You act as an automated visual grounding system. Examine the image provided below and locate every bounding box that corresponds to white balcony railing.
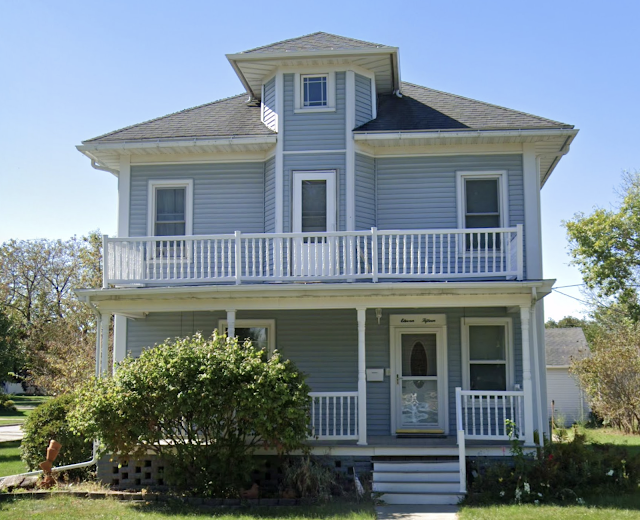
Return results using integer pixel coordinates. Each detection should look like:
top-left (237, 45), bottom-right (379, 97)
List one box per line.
top-left (102, 225), bottom-right (523, 286)
top-left (456, 388), bottom-right (525, 441)
top-left (309, 392), bottom-right (359, 440)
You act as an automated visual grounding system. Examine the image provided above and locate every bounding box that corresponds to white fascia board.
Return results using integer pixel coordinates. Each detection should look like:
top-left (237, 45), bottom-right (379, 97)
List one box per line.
top-left (77, 135), bottom-right (277, 153)
top-left (540, 130), bottom-right (579, 187)
top-left (353, 128), bottom-right (579, 141)
top-left (76, 279), bottom-right (556, 302)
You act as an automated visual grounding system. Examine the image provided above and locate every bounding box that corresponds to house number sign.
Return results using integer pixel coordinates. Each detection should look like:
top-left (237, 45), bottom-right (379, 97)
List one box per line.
top-left (390, 314), bottom-right (446, 327)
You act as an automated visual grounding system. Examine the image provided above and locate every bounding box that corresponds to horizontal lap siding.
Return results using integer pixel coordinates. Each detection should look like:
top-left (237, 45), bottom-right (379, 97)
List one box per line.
top-left (129, 163), bottom-right (265, 236)
top-left (126, 307), bottom-right (522, 437)
top-left (283, 153), bottom-right (346, 232)
top-left (547, 369), bottom-right (589, 424)
top-left (263, 77), bottom-right (277, 131)
top-left (355, 154), bottom-right (376, 230)
top-left (283, 72), bottom-right (346, 151)
top-left (355, 74), bottom-right (372, 127)
top-left (264, 157), bottom-right (276, 233)
top-left (376, 154), bottom-right (524, 230)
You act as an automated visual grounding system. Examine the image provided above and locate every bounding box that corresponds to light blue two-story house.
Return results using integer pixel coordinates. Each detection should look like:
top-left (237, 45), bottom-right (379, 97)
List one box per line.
top-left (77, 33), bottom-right (577, 504)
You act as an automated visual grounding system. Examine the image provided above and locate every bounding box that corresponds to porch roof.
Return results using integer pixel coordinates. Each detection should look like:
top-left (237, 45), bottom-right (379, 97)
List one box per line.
top-left (76, 279), bottom-right (554, 316)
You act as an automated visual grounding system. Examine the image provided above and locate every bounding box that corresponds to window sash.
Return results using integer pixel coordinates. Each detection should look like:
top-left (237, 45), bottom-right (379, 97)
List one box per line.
top-left (302, 75), bottom-right (328, 107)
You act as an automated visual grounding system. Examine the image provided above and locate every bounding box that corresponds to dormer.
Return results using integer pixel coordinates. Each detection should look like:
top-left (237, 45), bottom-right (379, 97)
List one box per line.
top-left (226, 32), bottom-right (400, 132)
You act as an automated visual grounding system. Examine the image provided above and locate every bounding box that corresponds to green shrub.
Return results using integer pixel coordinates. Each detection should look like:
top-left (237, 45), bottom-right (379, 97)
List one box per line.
top-left (0, 392), bottom-right (16, 411)
top-left (467, 432), bottom-right (640, 505)
top-left (69, 332), bottom-right (312, 497)
top-left (21, 393), bottom-right (93, 478)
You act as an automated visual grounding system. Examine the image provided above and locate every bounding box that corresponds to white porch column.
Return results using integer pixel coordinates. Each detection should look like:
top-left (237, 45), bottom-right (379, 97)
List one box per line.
top-left (100, 313), bottom-right (111, 377)
top-left (112, 314), bottom-right (127, 374)
top-left (520, 306), bottom-right (535, 446)
top-left (226, 310), bottom-right (236, 338)
top-left (357, 308), bottom-right (367, 445)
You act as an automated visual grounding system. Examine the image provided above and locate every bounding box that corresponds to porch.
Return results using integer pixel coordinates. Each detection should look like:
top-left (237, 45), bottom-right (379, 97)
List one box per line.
top-left (102, 225), bottom-right (523, 286)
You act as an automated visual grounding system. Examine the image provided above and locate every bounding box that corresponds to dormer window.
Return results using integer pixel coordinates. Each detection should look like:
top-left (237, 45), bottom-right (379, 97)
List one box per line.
top-left (302, 75), bottom-right (327, 107)
top-left (294, 72), bottom-right (335, 113)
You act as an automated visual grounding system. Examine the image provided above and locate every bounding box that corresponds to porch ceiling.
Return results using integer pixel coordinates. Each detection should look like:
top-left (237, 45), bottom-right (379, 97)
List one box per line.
top-left (76, 280), bottom-right (554, 315)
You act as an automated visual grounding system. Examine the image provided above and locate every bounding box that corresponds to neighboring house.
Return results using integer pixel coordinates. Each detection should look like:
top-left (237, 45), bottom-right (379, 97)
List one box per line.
top-left (76, 32), bottom-right (578, 504)
top-left (546, 328), bottom-right (590, 425)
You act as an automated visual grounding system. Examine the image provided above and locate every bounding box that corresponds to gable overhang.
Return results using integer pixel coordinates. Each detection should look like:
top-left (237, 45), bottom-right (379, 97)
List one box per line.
top-left (226, 47), bottom-right (401, 100)
top-left (77, 135), bottom-right (277, 174)
top-left (353, 128), bottom-right (579, 187)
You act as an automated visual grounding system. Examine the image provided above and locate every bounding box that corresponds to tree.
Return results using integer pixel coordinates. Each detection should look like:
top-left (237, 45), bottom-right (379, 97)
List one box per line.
top-left (565, 170), bottom-right (640, 320)
top-left (0, 307), bottom-right (23, 384)
top-left (570, 320), bottom-right (640, 433)
top-left (69, 332), bottom-right (311, 497)
top-left (0, 232), bottom-right (102, 393)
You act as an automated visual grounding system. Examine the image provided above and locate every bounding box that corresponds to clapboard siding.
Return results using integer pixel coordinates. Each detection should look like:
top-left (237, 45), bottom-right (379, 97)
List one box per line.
top-left (262, 77), bottom-right (277, 131)
top-left (126, 307), bottom-right (521, 437)
top-left (129, 163), bottom-right (265, 236)
top-left (376, 154), bottom-right (524, 231)
top-left (283, 72), bottom-right (346, 151)
top-left (355, 153), bottom-right (376, 230)
top-left (547, 368), bottom-right (589, 424)
top-left (283, 153), bottom-right (346, 232)
top-left (264, 156), bottom-right (276, 233)
top-left (355, 74), bottom-right (372, 127)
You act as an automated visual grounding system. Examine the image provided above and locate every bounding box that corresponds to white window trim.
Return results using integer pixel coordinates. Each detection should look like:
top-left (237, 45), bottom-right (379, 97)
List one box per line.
top-left (294, 71), bottom-right (336, 113)
top-left (456, 170), bottom-right (509, 230)
top-left (292, 170), bottom-right (337, 233)
top-left (218, 319), bottom-right (276, 356)
top-left (147, 179), bottom-right (194, 237)
top-left (461, 317), bottom-right (514, 391)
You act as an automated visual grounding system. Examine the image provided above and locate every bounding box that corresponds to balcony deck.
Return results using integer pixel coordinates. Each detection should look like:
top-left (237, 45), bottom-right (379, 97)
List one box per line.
top-left (103, 226), bottom-right (523, 287)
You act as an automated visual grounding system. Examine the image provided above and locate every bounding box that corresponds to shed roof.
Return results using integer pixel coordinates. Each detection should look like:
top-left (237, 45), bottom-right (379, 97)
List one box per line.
top-left (545, 328), bottom-right (590, 367)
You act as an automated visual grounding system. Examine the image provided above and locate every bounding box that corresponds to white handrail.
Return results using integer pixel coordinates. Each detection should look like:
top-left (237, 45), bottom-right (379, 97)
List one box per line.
top-left (103, 226), bottom-right (523, 285)
top-left (457, 389), bottom-right (525, 440)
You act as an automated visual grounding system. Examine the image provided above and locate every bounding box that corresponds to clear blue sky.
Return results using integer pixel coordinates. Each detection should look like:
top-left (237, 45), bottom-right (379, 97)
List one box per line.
top-left (1, 0), bottom-right (638, 321)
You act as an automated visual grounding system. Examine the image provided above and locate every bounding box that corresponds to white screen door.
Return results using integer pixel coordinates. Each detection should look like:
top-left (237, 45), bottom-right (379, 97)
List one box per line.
top-left (394, 330), bottom-right (446, 433)
top-left (292, 171), bottom-right (336, 276)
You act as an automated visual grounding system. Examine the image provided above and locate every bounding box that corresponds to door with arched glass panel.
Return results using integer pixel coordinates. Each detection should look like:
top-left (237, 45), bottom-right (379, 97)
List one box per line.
top-left (394, 331), bottom-right (446, 433)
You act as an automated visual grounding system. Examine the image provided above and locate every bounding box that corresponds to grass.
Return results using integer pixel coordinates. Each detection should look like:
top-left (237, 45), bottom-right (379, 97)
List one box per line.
top-left (0, 395), bottom-right (50, 425)
top-left (10, 396), bottom-right (51, 409)
top-left (0, 409), bottom-right (29, 426)
top-left (0, 495), bottom-right (375, 520)
top-left (579, 426), bottom-right (640, 456)
top-left (0, 441), bottom-right (27, 476)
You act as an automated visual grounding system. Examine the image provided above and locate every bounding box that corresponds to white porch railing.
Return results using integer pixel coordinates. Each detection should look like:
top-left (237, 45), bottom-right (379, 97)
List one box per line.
top-left (308, 392), bottom-right (359, 440)
top-left (456, 388), bottom-right (525, 441)
top-left (102, 225), bottom-right (523, 286)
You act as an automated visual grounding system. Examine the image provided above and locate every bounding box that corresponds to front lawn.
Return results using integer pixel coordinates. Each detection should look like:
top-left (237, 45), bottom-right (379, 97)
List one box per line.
top-left (11, 396), bottom-right (51, 409)
top-left (579, 426), bottom-right (640, 456)
top-left (0, 495), bottom-right (375, 520)
top-left (0, 409), bottom-right (29, 426)
top-left (459, 494), bottom-right (640, 519)
top-left (0, 441), bottom-right (27, 476)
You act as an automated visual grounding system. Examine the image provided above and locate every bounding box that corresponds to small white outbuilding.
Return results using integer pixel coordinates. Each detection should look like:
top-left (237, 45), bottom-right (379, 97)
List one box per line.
top-left (545, 328), bottom-right (590, 426)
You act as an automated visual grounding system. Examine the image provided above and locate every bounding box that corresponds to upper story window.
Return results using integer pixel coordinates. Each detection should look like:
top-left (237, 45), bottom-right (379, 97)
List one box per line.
top-left (302, 75), bottom-right (327, 107)
top-left (294, 72), bottom-right (335, 113)
top-left (461, 318), bottom-right (513, 391)
top-left (147, 179), bottom-right (193, 237)
top-left (456, 171), bottom-right (508, 250)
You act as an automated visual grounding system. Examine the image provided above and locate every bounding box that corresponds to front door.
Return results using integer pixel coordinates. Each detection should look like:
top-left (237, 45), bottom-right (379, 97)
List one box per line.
top-left (393, 329), bottom-right (447, 433)
top-left (292, 171), bottom-right (336, 276)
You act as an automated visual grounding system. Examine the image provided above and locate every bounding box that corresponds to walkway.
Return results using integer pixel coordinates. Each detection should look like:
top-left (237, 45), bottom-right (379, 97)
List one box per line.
top-left (0, 425), bottom-right (24, 442)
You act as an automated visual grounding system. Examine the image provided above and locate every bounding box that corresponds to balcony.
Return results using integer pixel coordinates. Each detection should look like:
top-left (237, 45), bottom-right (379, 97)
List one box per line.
top-left (102, 225), bottom-right (523, 287)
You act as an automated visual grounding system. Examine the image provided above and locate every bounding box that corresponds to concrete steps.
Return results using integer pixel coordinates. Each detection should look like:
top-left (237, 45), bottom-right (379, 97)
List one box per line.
top-left (373, 459), bottom-right (464, 505)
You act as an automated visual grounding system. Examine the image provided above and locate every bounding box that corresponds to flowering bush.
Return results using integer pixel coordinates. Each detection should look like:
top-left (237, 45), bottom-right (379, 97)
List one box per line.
top-left (466, 431), bottom-right (640, 505)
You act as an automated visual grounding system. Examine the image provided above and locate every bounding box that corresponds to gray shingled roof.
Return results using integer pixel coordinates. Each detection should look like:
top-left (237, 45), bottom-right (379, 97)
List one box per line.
top-left (355, 82), bottom-right (573, 132)
top-left (545, 328), bottom-right (590, 366)
top-left (239, 32), bottom-right (390, 54)
top-left (84, 94), bottom-right (274, 143)
top-left (84, 80), bottom-right (572, 144)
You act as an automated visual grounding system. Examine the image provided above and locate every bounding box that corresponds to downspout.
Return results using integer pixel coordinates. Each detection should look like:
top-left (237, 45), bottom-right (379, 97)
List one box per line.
top-left (90, 159), bottom-right (119, 176)
top-left (0, 299), bottom-right (103, 478)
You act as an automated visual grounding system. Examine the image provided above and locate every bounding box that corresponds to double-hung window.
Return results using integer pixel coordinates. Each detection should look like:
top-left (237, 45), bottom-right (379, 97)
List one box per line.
top-left (147, 179), bottom-right (193, 258)
top-left (218, 319), bottom-right (275, 356)
top-left (457, 171), bottom-right (508, 251)
top-left (462, 318), bottom-right (513, 391)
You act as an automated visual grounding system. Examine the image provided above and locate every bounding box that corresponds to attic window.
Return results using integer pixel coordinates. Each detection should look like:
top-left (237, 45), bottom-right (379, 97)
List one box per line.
top-left (302, 75), bottom-right (327, 107)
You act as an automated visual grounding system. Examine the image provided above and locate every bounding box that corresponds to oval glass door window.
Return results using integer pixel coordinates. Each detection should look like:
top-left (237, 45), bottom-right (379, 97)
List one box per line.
top-left (411, 342), bottom-right (427, 387)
